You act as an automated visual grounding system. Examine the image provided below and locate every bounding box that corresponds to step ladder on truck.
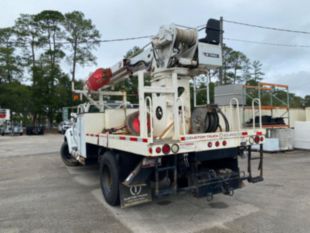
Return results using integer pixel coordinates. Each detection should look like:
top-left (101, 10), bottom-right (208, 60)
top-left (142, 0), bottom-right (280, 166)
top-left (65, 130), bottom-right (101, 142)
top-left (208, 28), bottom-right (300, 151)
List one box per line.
top-left (60, 18), bottom-right (265, 208)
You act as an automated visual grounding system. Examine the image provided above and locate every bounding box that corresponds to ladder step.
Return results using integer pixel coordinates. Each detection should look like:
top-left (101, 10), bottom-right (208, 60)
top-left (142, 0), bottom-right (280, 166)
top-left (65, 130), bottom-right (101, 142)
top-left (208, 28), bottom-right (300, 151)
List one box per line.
top-left (155, 156), bottom-right (177, 198)
top-left (156, 188), bottom-right (175, 197)
top-left (248, 176), bottom-right (264, 183)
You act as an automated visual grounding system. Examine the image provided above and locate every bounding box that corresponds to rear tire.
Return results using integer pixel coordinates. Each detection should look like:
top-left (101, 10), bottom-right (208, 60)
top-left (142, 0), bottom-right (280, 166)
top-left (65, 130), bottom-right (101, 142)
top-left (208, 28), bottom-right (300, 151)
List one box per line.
top-left (60, 142), bottom-right (79, 166)
top-left (99, 151), bottom-right (120, 206)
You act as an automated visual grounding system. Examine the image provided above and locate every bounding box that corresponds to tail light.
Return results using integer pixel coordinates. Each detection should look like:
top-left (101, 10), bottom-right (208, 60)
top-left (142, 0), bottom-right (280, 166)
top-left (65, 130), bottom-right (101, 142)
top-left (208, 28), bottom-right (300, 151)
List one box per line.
top-left (215, 141), bottom-right (220, 147)
top-left (162, 144), bottom-right (171, 154)
top-left (222, 140), bottom-right (227, 146)
top-left (155, 147), bottom-right (161, 154)
top-left (254, 136), bottom-right (260, 144)
top-left (208, 142), bottom-right (212, 148)
top-left (242, 131), bottom-right (248, 136)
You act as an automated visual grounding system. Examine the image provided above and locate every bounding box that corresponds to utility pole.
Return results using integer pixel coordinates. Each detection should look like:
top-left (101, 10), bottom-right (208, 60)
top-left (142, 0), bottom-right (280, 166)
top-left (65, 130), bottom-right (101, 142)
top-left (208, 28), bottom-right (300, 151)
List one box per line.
top-left (219, 16), bottom-right (224, 85)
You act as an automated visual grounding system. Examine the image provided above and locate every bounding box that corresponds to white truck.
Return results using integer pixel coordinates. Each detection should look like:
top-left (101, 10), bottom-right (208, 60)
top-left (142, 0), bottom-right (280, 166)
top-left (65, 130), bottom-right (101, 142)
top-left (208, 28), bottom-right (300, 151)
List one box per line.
top-left (61, 19), bottom-right (265, 207)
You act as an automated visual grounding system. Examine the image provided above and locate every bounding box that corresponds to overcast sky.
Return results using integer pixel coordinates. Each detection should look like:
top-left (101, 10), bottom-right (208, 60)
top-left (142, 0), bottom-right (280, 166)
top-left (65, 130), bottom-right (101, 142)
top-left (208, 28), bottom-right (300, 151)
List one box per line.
top-left (1, 0), bottom-right (310, 96)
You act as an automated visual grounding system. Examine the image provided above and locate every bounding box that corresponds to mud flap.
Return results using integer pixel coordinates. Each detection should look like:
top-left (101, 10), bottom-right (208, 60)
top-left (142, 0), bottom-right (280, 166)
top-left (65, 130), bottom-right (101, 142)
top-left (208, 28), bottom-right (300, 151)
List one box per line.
top-left (120, 183), bottom-right (152, 208)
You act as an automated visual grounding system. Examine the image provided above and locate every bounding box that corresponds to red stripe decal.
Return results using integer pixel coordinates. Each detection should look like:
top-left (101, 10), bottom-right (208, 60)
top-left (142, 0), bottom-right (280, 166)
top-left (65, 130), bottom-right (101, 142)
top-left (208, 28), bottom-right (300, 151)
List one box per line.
top-left (256, 131), bottom-right (262, 135)
top-left (142, 138), bottom-right (148, 143)
top-left (180, 136), bottom-right (186, 141)
top-left (130, 137), bottom-right (138, 142)
top-left (119, 136), bottom-right (126, 140)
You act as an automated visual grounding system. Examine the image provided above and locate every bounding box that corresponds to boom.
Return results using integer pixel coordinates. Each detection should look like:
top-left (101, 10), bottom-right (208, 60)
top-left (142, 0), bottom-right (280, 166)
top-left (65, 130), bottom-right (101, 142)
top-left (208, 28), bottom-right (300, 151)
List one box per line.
top-left (82, 20), bottom-right (222, 92)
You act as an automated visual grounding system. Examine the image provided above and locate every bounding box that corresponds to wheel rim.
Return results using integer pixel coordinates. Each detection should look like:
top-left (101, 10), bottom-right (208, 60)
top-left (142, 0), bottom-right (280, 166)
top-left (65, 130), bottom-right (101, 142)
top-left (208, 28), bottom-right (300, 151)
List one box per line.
top-left (102, 164), bottom-right (112, 193)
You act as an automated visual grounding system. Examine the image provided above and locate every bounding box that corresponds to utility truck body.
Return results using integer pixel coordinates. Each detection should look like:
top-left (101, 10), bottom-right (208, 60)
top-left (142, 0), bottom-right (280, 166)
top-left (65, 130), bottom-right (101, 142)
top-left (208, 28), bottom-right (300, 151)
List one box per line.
top-left (61, 19), bottom-right (265, 207)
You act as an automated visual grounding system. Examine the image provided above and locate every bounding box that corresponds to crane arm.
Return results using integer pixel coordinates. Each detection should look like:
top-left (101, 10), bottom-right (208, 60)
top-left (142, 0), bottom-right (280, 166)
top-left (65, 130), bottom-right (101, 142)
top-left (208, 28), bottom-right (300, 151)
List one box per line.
top-left (83, 19), bottom-right (223, 92)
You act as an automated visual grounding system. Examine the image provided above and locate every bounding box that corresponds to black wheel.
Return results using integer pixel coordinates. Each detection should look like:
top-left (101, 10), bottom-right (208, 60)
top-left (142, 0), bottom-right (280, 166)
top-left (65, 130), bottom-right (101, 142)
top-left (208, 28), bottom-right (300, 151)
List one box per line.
top-left (99, 151), bottom-right (120, 206)
top-left (119, 153), bottom-right (141, 181)
top-left (60, 142), bottom-right (79, 166)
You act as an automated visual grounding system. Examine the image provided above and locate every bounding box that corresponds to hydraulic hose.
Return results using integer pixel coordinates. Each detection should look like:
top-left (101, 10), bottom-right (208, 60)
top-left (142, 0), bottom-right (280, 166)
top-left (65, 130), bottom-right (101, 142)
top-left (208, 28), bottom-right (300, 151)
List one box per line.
top-left (217, 108), bottom-right (230, 132)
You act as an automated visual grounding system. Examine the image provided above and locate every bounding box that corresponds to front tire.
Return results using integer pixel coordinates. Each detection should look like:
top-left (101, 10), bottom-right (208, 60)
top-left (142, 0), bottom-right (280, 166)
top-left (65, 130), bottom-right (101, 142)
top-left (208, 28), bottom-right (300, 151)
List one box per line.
top-left (99, 151), bottom-right (120, 206)
top-left (60, 142), bottom-right (79, 166)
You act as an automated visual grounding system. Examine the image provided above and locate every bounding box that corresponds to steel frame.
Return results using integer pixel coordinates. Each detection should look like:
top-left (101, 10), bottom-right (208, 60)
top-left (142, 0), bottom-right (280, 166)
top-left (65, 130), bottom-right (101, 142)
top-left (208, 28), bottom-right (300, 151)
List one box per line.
top-left (242, 82), bottom-right (290, 128)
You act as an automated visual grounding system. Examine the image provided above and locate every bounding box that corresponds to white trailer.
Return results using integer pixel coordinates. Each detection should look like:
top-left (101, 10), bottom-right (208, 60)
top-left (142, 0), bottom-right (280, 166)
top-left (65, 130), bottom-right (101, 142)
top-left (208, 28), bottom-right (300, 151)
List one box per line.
top-left (0, 109), bottom-right (10, 123)
top-left (61, 19), bottom-right (265, 207)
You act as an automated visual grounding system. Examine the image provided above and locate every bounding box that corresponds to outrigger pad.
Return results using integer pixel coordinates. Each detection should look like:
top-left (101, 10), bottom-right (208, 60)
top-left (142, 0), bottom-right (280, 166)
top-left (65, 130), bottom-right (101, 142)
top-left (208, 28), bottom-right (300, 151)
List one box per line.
top-left (120, 183), bottom-right (152, 208)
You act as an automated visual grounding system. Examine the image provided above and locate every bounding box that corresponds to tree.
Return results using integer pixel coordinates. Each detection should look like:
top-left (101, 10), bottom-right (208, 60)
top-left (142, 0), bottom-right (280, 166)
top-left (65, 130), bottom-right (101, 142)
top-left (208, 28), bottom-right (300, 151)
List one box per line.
top-left (34, 10), bottom-right (65, 67)
top-left (124, 46), bottom-right (143, 58)
top-left (63, 11), bottom-right (101, 82)
top-left (229, 50), bottom-right (247, 84)
top-left (15, 14), bottom-right (46, 124)
top-left (34, 10), bottom-right (66, 126)
top-left (222, 45), bottom-right (249, 84)
top-left (304, 95), bottom-right (310, 107)
top-left (252, 60), bottom-right (264, 82)
top-left (289, 93), bottom-right (304, 108)
top-left (14, 14), bottom-right (43, 70)
top-left (190, 80), bottom-right (215, 107)
top-left (206, 69), bottom-right (218, 84)
top-left (0, 81), bottom-right (32, 122)
top-left (0, 27), bottom-right (22, 83)
top-left (241, 57), bottom-right (252, 83)
top-left (111, 46), bottom-right (144, 103)
top-left (222, 45), bottom-right (265, 85)
top-left (222, 45), bottom-right (233, 84)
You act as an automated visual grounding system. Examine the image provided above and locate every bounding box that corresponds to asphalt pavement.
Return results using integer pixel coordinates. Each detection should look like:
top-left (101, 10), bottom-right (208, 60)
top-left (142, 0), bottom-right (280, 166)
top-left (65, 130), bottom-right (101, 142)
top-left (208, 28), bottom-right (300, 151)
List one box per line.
top-left (0, 134), bottom-right (310, 233)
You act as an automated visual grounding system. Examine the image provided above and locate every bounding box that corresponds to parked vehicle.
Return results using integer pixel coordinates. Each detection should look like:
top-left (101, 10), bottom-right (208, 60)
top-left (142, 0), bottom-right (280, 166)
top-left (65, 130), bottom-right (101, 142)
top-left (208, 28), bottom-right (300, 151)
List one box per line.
top-left (0, 121), bottom-right (23, 136)
top-left (26, 125), bottom-right (45, 135)
top-left (58, 121), bottom-right (73, 134)
top-left (60, 20), bottom-right (265, 208)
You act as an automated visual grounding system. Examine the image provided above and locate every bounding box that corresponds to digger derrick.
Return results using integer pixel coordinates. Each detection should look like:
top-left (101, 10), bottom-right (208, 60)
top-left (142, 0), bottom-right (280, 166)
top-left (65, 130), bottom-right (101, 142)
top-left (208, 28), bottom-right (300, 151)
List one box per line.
top-left (62, 18), bottom-right (265, 208)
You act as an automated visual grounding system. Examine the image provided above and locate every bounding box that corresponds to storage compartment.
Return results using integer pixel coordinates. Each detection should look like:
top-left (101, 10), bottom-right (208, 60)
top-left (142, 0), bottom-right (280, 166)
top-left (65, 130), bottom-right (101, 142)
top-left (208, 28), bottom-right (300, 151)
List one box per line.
top-left (214, 84), bottom-right (245, 106)
top-left (104, 109), bottom-right (137, 130)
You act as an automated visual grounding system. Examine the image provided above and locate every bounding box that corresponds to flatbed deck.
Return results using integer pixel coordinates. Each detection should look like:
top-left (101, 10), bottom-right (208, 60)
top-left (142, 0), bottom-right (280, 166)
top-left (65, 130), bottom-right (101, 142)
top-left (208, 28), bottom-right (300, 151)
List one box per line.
top-left (85, 129), bottom-right (265, 157)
